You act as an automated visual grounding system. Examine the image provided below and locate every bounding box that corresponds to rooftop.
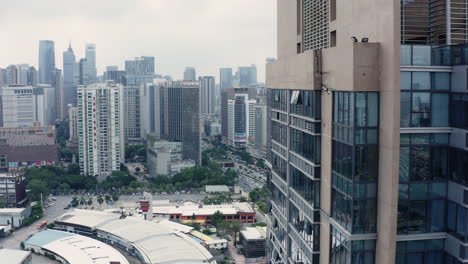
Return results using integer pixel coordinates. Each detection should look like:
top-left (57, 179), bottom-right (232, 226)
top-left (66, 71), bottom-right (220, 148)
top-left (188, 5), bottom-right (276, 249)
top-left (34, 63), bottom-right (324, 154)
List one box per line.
top-left (0, 248), bottom-right (30, 264)
top-left (0, 208), bottom-right (27, 214)
top-left (25, 230), bottom-right (129, 264)
top-left (240, 227), bottom-right (267, 240)
top-left (153, 202), bottom-right (254, 216)
top-left (54, 209), bottom-right (120, 230)
top-left (205, 185), bottom-right (230, 193)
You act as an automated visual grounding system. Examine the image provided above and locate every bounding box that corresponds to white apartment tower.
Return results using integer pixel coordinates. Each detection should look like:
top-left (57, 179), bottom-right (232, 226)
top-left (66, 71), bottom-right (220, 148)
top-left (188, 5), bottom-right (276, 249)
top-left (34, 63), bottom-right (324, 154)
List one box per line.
top-left (227, 94), bottom-right (255, 149)
top-left (77, 81), bottom-right (124, 179)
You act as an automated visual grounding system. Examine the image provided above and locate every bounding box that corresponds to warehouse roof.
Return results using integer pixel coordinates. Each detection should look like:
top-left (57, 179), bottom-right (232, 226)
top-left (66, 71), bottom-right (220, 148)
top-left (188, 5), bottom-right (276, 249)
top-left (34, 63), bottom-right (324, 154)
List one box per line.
top-left (0, 249), bottom-right (31, 264)
top-left (25, 230), bottom-right (129, 264)
top-left (54, 209), bottom-right (120, 229)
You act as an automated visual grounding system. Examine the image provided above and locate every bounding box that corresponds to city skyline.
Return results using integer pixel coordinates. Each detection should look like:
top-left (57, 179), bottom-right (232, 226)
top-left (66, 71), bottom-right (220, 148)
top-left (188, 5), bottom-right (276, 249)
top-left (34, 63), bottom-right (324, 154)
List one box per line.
top-left (0, 0), bottom-right (276, 82)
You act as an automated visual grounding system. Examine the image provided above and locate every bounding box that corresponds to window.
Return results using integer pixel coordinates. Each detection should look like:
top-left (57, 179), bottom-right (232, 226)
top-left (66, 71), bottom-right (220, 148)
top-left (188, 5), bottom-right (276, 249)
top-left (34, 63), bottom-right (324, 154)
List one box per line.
top-left (330, 31), bottom-right (337, 47)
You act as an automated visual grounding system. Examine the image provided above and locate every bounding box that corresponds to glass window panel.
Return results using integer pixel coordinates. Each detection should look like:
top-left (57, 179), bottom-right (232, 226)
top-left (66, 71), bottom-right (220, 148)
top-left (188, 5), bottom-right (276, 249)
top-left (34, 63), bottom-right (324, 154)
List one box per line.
top-left (427, 252), bottom-right (443, 264)
top-left (367, 129), bottom-right (378, 144)
top-left (412, 134), bottom-right (430, 144)
top-left (457, 206), bottom-right (466, 235)
top-left (412, 113), bottom-right (431, 127)
top-left (407, 253), bottom-right (424, 264)
top-left (410, 147), bottom-right (430, 181)
top-left (429, 200), bottom-right (445, 232)
top-left (398, 200), bottom-right (409, 234)
top-left (427, 239), bottom-right (444, 250)
top-left (431, 134), bottom-right (449, 144)
top-left (367, 93), bottom-right (378, 127)
top-left (410, 183), bottom-right (428, 199)
top-left (431, 93), bottom-right (449, 127)
top-left (401, 92), bottom-right (411, 127)
top-left (401, 134), bottom-right (411, 145)
top-left (447, 202), bottom-right (457, 231)
top-left (432, 72), bottom-right (450, 91)
top-left (407, 240), bottom-right (425, 251)
top-left (401, 45), bottom-right (412, 65)
top-left (409, 201), bottom-right (427, 233)
top-left (401, 72), bottom-right (412, 90)
top-left (400, 147), bottom-right (410, 182)
top-left (355, 93), bottom-right (367, 127)
top-left (412, 93), bottom-right (431, 112)
top-left (412, 46), bottom-right (432, 66)
top-left (429, 183), bottom-right (446, 198)
top-left (412, 72), bottom-right (431, 90)
top-left (399, 184), bottom-right (409, 199)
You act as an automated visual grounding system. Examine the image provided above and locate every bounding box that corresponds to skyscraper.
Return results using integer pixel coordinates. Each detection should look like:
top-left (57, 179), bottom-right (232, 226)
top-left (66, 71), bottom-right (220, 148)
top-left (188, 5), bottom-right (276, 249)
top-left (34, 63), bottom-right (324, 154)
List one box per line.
top-left (63, 43), bottom-right (77, 106)
top-left (227, 94), bottom-right (255, 149)
top-left (34, 85), bottom-right (56, 126)
top-left (122, 86), bottom-right (142, 142)
top-left (38, 40), bottom-right (56, 84)
top-left (221, 87), bottom-right (257, 142)
top-left (52, 69), bottom-right (65, 121)
top-left (199, 76), bottom-right (215, 115)
top-left (142, 79), bottom-right (167, 139)
top-left (266, 1), bottom-right (467, 264)
top-left (237, 65), bottom-right (257, 87)
top-left (77, 81), bottom-right (124, 179)
top-left (220, 68), bottom-right (233, 90)
top-left (165, 81), bottom-right (200, 165)
top-left (124, 56), bottom-right (157, 86)
top-left (85, 43), bottom-right (97, 82)
top-left (183, 67), bottom-right (196, 81)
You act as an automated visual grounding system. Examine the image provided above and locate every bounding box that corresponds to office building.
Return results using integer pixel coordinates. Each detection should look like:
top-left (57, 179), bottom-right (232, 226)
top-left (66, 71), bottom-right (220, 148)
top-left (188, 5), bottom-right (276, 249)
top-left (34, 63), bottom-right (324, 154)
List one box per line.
top-left (183, 67), bottom-right (196, 81)
top-left (220, 68), bottom-right (233, 90)
top-left (26, 66), bottom-right (38, 86)
top-left (77, 81), bottom-right (124, 179)
top-left (122, 86), bottom-right (142, 142)
top-left (221, 87), bottom-right (257, 142)
top-left (165, 81), bottom-right (200, 164)
top-left (53, 69), bottom-right (65, 121)
top-left (0, 171), bottom-right (27, 208)
top-left (1, 85), bottom-right (36, 128)
top-left (34, 85), bottom-right (56, 126)
top-left (237, 65), bottom-right (257, 86)
top-left (199, 76), bottom-right (216, 115)
top-left (125, 56), bottom-right (157, 86)
top-left (142, 80), bottom-right (167, 140)
top-left (146, 135), bottom-right (195, 177)
top-left (85, 43), bottom-right (97, 82)
top-left (266, 1), bottom-right (468, 264)
top-left (78, 58), bottom-right (93, 85)
top-left (63, 43), bottom-right (77, 106)
top-left (104, 66), bottom-right (125, 84)
top-left (68, 107), bottom-right (79, 146)
top-left (0, 125), bottom-right (59, 167)
top-left (38, 40), bottom-right (55, 84)
top-left (239, 227), bottom-right (267, 258)
top-left (227, 94), bottom-right (255, 149)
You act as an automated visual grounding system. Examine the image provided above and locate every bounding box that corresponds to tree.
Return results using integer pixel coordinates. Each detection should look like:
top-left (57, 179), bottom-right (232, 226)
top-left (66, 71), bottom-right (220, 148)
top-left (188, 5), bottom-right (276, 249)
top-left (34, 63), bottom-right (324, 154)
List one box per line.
top-left (79, 197), bottom-right (86, 208)
top-left (97, 195), bottom-right (104, 209)
top-left (27, 179), bottom-right (49, 201)
top-left (71, 197), bottom-right (79, 207)
top-left (227, 220), bottom-right (243, 246)
top-left (87, 198), bottom-right (93, 206)
top-left (212, 210), bottom-right (224, 228)
top-left (105, 195), bottom-right (112, 207)
top-left (112, 193), bottom-right (119, 203)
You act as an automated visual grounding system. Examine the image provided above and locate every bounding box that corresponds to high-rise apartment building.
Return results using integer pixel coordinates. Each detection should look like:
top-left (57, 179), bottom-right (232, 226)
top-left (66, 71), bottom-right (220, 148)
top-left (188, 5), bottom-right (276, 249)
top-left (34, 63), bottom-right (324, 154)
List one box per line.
top-left (199, 76), bottom-right (216, 115)
top-left (77, 81), bottom-right (124, 179)
top-left (266, 1), bottom-right (467, 264)
top-left (34, 85), bottom-right (56, 126)
top-left (38, 40), bottom-right (55, 84)
top-left (53, 69), bottom-right (65, 121)
top-left (63, 43), bottom-right (77, 106)
top-left (142, 80), bottom-right (168, 140)
top-left (220, 68), bottom-right (233, 90)
top-left (253, 103), bottom-right (268, 156)
top-left (165, 81), bottom-right (200, 165)
top-left (68, 107), bottom-right (78, 146)
top-left (85, 43), bottom-right (97, 82)
top-left (183, 67), bottom-right (197, 81)
top-left (227, 94), bottom-right (255, 149)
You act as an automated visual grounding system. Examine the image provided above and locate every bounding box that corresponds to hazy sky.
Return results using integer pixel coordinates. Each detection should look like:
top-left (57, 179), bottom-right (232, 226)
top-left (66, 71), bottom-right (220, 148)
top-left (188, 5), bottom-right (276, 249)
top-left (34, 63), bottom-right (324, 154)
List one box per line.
top-left (0, 0), bottom-right (276, 82)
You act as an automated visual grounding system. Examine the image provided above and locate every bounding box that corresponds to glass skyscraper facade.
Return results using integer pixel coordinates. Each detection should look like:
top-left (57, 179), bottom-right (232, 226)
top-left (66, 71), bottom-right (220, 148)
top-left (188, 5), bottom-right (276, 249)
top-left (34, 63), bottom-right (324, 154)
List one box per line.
top-left (38, 40), bottom-right (56, 84)
top-left (266, 1), bottom-right (467, 264)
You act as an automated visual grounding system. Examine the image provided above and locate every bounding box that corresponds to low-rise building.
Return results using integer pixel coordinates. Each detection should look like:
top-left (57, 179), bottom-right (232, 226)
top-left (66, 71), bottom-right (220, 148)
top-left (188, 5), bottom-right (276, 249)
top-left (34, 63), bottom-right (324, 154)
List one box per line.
top-left (53, 210), bottom-right (216, 264)
top-left (0, 207), bottom-right (31, 228)
top-left (0, 248), bottom-right (32, 264)
top-left (239, 226), bottom-right (266, 258)
top-left (153, 202), bottom-right (256, 224)
top-left (24, 229), bottom-right (129, 264)
top-left (0, 125), bottom-right (59, 167)
top-left (0, 171), bottom-right (27, 208)
top-left (147, 137), bottom-right (195, 177)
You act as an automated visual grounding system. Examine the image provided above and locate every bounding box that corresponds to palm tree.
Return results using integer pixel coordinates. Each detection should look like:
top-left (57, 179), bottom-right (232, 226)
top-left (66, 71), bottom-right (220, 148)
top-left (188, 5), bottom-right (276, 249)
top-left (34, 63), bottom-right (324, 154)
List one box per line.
top-left (87, 198), bottom-right (93, 207)
top-left (71, 197), bottom-right (79, 207)
top-left (105, 195), bottom-right (112, 208)
top-left (97, 195), bottom-right (104, 210)
top-left (79, 197), bottom-right (86, 208)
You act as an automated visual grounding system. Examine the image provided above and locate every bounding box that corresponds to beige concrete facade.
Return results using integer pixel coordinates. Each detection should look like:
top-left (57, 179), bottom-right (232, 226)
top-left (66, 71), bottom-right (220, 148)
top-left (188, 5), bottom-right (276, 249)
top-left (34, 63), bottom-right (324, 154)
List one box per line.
top-left (267, 0), bottom-right (401, 263)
